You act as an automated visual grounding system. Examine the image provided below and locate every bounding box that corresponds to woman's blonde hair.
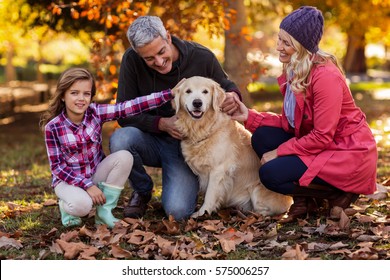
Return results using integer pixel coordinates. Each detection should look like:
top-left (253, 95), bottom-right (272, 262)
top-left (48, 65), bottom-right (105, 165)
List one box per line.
top-left (39, 68), bottom-right (96, 131)
top-left (279, 29), bottom-right (344, 93)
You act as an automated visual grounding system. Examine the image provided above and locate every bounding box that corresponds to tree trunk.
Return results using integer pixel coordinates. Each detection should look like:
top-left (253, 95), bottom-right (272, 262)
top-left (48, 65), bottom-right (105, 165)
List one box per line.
top-left (224, 0), bottom-right (252, 105)
top-left (343, 33), bottom-right (367, 74)
top-left (5, 42), bottom-right (16, 83)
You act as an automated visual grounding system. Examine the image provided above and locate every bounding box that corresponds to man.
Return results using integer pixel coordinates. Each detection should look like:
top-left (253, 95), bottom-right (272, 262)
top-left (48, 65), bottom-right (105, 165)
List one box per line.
top-left (109, 16), bottom-right (241, 220)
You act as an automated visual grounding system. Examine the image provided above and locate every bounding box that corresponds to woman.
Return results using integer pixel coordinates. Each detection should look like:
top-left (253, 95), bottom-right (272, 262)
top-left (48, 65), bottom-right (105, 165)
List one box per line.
top-left (232, 6), bottom-right (377, 223)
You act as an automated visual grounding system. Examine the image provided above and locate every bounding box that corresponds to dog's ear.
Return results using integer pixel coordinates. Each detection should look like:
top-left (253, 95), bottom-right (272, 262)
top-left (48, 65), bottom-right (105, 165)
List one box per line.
top-left (173, 95), bottom-right (182, 113)
top-left (171, 78), bottom-right (186, 113)
top-left (212, 82), bottom-right (226, 112)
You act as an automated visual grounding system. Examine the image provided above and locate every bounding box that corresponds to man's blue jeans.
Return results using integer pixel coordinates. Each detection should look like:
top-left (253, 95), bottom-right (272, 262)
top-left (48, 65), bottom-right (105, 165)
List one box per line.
top-left (109, 127), bottom-right (199, 220)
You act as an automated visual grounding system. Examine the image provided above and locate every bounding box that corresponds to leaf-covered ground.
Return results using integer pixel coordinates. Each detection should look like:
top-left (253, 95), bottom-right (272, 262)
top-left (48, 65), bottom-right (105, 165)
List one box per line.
top-left (1, 190), bottom-right (389, 260)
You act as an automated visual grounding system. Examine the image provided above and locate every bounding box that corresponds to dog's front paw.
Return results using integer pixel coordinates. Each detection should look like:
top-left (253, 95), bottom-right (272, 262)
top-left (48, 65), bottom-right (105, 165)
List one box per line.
top-left (191, 208), bottom-right (207, 218)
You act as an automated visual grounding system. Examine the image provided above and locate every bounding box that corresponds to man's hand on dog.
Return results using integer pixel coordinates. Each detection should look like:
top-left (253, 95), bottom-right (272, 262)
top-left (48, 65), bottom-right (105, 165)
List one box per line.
top-left (158, 116), bottom-right (183, 140)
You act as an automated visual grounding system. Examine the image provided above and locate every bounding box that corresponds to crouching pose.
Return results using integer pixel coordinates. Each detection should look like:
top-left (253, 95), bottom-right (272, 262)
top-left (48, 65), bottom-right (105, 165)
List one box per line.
top-left (231, 6), bottom-right (377, 223)
top-left (40, 67), bottom-right (174, 228)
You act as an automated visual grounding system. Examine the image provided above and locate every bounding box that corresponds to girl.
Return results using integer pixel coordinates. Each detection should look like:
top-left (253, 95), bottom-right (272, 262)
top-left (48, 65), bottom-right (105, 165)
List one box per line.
top-left (231, 6), bottom-right (377, 223)
top-left (40, 68), bottom-right (174, 228)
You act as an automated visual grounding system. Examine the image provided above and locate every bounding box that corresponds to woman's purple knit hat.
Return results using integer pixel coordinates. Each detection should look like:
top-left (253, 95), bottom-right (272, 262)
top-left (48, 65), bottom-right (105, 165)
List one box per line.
top-left (280, 6), bottom-right (324, 53)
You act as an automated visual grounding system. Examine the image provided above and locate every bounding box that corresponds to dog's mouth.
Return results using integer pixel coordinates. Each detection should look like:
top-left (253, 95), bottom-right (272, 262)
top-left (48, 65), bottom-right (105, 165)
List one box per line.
top-left (186, 106), bottom-right (204, 119)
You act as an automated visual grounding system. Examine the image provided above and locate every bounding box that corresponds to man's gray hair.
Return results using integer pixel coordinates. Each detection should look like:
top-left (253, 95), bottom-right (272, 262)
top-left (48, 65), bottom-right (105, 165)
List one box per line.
top-left (127, 16), bottom-right (168, 50)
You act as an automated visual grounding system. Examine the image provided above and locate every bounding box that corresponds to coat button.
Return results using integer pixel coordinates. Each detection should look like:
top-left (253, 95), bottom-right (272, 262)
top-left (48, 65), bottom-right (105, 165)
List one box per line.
top-left (303, 114), bottom-right (308, 119)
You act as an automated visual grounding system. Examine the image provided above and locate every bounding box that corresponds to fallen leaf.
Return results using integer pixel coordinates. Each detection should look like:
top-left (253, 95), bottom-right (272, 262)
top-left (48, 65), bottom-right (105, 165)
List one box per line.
top-left (348, 247), bottom-right (378, 260)
top-left (239, 215), bottom-right (258, 231)
top-left (0, 231), bottom-right (10, 238)
top-left (0, 236), bottom-right (23, 249)
top-left (49, 241), bottom-right (63, 254)
top-left (6, 202), bottom-right (19, 210)
top-left (356, 214), bottom-right (375, 223)
top-left (79, 246), bottom-right (99, 260)
top-left (38, 249), bottom-right (51, 260)
top-left (79, 225), bottom-right (94, 237)
top-left (56, 239), bottom-right (92, 259)
top-left (59, 230), bottom-right (79, 242)
top-left (127, 229), bottom-right (155, 245)
top-left (91, 225), bottom-right (112, 247)
top-left (219, 238), bottom-right (236, 253)
top-left (370, 224), bottom-right (390, 238)
top-left (162, 215), bottom-right (181, 234)
top-left (262, 239), bottom-right (288, 250)
top-left (156, 235), bottom-right (173, 249)
top-left (356, 234), bottom-right (382, 242)
top-left (339, 210), bottom-right (350, 229)
top-left (39, 228), bottom-right (58, 244)
top-left (109, 232), bottom-right (125, 244)
top-left (314, 224), bottom-right (327, 235)
top-left (329, 241), bottom-right (349, 250)
top-left (365, 183), bottom-right (388, 200)
top-left (282, 244), bottom-right (308, 260)
top-left (306, 242), bottom-right (330, 252)
top-left (43, 199), bottom-right (57, 206)
top-left (184, 218), bottom-right (199, 232)
top-left (110, 243), bottom-right (133, 259)
top-left (156, 235), bottom-right (177, 257)
top-left (201, 220), bottom-right (224, 232)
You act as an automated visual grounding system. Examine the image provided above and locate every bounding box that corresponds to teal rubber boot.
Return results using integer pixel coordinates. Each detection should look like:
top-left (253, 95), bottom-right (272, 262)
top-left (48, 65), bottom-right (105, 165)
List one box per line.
top-left (95, 182), bottom-right (124, 228)
top-left (59, 200), bottom-right (82, 227)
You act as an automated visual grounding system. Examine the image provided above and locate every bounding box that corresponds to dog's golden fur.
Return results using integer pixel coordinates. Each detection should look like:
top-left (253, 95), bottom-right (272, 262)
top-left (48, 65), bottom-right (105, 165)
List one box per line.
top-left (172, 76), bottom-right (292, 218)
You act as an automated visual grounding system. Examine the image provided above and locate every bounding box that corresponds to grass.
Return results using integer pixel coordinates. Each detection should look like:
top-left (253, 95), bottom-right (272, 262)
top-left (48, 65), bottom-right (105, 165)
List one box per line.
top-left (0, 86), bottom-right (389, 260)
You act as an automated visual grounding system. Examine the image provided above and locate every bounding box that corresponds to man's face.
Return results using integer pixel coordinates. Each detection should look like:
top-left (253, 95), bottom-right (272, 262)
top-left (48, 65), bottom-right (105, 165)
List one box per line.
top-left (136, 34), bottom-right (174, 74)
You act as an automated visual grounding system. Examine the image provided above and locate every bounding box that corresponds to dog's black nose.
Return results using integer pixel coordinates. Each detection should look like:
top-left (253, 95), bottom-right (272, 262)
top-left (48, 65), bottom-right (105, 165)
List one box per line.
top-left (192, 99), bottom-right (202, 108)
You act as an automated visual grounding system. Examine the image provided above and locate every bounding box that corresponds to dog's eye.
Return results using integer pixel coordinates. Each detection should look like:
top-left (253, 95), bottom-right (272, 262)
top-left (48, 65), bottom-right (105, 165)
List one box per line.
top-left (185, 89), bottom-right (192, 94)
top-left (202, 90), bottom-right (209, 94)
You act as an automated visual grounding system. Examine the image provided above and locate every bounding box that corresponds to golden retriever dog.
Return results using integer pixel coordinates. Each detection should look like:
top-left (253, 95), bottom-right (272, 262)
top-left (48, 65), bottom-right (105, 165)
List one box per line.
top-left (172, 76), bottom-right (292, 218)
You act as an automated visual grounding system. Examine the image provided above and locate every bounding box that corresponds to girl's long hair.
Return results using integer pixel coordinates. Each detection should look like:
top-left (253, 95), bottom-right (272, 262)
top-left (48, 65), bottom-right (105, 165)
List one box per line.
top-left (39, 68), bottom-right (96, 131)
top-left (279, 29), bottom-right (345, 93)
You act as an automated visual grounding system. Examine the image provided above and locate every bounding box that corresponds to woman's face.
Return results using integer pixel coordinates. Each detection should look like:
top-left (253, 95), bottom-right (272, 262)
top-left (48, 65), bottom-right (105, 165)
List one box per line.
top-left (276, 30), bottom-right (296, 63)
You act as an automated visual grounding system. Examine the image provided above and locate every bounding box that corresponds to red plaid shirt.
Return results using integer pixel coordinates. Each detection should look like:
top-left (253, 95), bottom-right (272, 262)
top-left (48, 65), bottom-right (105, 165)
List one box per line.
top-left (44, 90), bottom-right (172, 190)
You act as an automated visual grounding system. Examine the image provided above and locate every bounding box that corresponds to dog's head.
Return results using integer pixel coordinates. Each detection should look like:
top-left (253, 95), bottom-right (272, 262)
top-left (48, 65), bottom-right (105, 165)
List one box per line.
top-left (172, 76), bottom-right (225, 120)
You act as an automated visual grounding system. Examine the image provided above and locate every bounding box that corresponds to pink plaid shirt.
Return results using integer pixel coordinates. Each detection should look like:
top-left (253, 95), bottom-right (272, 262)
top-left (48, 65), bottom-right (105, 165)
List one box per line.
top-left (44, 90), bottom-right (172, 190)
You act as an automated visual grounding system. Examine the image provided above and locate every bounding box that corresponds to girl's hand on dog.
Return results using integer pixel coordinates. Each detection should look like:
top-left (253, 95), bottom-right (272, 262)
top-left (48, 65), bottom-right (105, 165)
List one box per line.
top-left (230, 95), bottom-right (249, 122)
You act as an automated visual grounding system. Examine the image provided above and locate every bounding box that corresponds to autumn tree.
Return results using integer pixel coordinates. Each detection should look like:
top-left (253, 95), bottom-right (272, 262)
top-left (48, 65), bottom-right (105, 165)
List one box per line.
top-left (0, 0), bottom-right (42, 82)
top-left (27, 1), bottom-right (265, 103)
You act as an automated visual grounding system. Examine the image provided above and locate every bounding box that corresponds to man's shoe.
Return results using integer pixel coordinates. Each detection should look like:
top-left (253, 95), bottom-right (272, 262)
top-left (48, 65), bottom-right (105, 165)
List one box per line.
top-left (123, 191), bottom-right (152, 218)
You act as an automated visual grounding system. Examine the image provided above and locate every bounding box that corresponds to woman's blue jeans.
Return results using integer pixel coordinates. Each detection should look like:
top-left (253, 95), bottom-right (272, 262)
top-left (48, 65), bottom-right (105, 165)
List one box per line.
top-left (109, 127), bottom-right (198, 220)
top-left (251, 126), bottom-right (332, 195)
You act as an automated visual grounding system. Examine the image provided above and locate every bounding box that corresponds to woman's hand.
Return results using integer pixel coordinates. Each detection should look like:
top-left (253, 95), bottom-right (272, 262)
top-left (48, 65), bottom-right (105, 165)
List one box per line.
top-left (221, 92), bottom-right (240, 115)
top-left (230, 95), bottom-right (249, 122)
top-left (261, 149), bottom-right (278, 165)
top-left (87, 185), bottom-right (106, 206)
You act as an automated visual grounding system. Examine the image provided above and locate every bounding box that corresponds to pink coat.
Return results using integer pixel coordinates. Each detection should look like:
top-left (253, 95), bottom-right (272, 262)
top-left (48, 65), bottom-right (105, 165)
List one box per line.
top-left (245, 61), bottom-right (377, 195)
